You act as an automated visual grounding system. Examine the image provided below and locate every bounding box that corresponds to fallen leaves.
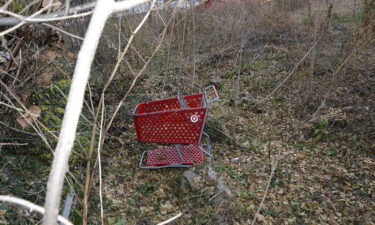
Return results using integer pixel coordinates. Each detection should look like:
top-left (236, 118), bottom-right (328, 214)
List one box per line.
top-left (36, 69), bottom-right (54, 86)
top-left (296, 151), bottom-right (307, 160)
top-left (160, 201), bottom-right (174, 215)
top-left (16, 89), bottom-right (31, 103)
top-left (39, 48), bottom-right (77, 64)
top-left (42, 0), bottom-right (52, 7)
top-left (46, 49), bottom-right (63, 59)
top-left (0, 169), bottom-right (9, 183)
top-left (66, 52), bottom-right (77, 60)
top-left (16, 105), bottom-right (41, 129)
top-left (42, 0), bottom-right (62, 11)
top-left (40, 49), bottom-right (63, 63)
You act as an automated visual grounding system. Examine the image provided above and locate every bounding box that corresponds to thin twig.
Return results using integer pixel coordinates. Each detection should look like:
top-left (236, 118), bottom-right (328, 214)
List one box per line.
top-left (0, 120), bottom-right (41, 136)
top-left (111, 26), bottom-right (146, 63)
top-left (42, 23), bottom-right (84, 40)
top-left (157, 212), bottom-right (183, 225)
top-left (26, 11), bottom-right (92, 23)
top-left (106, 6), bottom-right (176, 131)
top-left (0, 3), bottom-right (57, 37)
top-left (0, 99), bottom-right (25, 112)
top-left (0, 142), bottom-right (28, 146)
top-left (310, 39), bottom-right (370, 121)
top-left (98, 98), bottom-right (105, 225)
top-left (259, 34), bottom-right (324, 103)
top-left (105, 25), bottom-right (168, 131)
top-left (310, 17), bottom-right (375, 120)
top-left (102, 0), bottom-right (156, 95)
top-left (235, 6), bottom-right (246, 104)
top-left (82, 95), bottom-right (101, 225)
top-left (250, 159), bottom-right (278, 225)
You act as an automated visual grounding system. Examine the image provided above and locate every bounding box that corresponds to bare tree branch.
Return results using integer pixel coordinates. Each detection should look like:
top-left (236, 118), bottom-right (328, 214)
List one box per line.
top-left (0, 195), bottom-right (73, 225)
top-left (0, 2), bottom-right (96, 27)
top-left (42, 22), bottom-right (84, 40)
top-left (42, 0), bottom-right (150, 224)
top-left (0, 3), bottom-right (57, 37)
top-left (65, 0), bottom-right (71, 16)
top-left (81, 1), bottom-right (156, 223)
top-left (0, 0), bottom-right (14, 11)
top-left (42, 0), bottom-right (112, 223)
top-left (114, 0), bottom-right (150, 13)
top-left (106, 26), bottom-right (168, 131)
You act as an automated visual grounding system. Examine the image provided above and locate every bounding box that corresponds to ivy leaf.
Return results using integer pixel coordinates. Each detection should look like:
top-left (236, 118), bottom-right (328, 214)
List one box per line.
top-left (56, 107), bottom-right (65, 114)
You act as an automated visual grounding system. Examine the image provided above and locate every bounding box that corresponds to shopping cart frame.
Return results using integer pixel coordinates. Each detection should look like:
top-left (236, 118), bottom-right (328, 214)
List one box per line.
top-left (133, 85), bottom-right (219, 169)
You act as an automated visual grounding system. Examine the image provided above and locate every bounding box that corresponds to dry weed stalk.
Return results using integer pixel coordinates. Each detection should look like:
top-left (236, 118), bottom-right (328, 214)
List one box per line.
top-left (250, 158), bottom-right (278, 225)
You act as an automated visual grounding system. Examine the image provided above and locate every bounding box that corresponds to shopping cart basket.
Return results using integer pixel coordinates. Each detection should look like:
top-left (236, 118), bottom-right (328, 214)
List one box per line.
top-left (133, 85), bottom-right (220, 169)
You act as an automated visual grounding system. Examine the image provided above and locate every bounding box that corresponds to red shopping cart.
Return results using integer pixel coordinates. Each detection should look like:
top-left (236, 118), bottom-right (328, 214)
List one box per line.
top-left (133, 85), bottom-right (220, 169)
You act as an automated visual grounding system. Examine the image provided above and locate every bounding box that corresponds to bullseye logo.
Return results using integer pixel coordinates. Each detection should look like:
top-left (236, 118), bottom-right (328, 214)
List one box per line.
top-left (190, 115), bottom-right (199, 123)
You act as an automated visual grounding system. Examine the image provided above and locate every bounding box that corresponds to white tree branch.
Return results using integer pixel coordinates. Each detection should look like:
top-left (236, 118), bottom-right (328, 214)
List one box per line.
top-left (42, 0), bottom-right (151, 224)
top-left (42, 0), bottom-right (113, 223)
top-left (114, 0), bottom-right (150, 13)
top-left (0, 195), bottom-right (73, 225)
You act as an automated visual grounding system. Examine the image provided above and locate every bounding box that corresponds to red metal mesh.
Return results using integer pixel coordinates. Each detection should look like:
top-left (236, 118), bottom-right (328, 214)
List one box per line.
top-left (146, 145), bottom-right (204, 166)
top-left (133, 94), bottom-right (207, 144)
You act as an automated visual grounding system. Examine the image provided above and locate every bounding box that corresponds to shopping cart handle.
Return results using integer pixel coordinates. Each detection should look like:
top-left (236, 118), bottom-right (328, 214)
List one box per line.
top-left (204, 85), bottom-right (220, 105)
